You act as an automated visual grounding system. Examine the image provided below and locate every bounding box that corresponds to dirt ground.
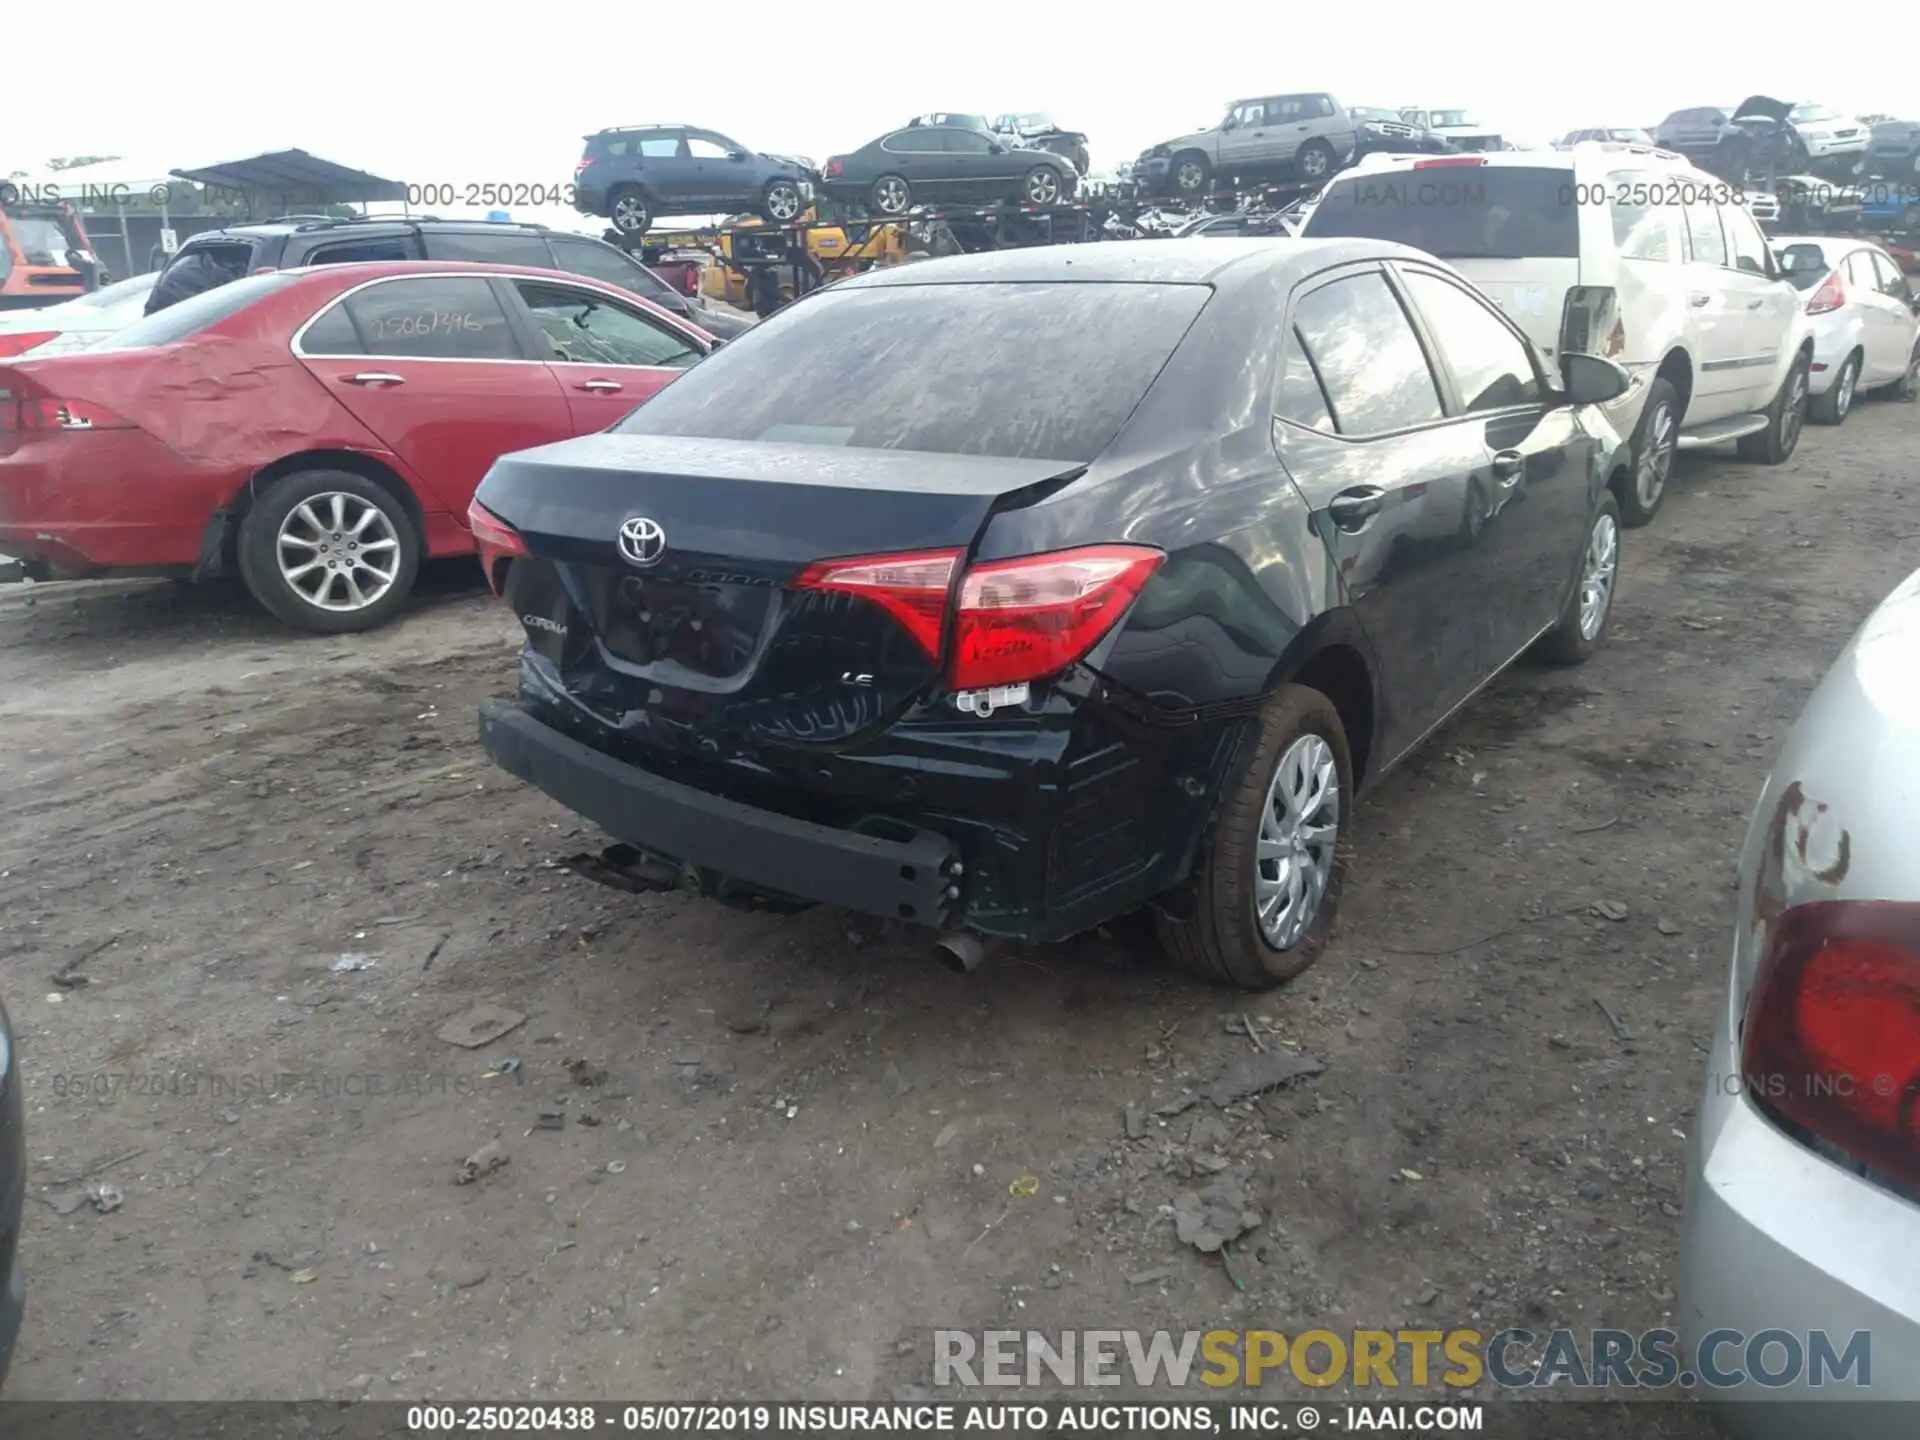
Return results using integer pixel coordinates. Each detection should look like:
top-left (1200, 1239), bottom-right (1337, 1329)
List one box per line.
top-left (3, 394), bottom-right (1916, 1428)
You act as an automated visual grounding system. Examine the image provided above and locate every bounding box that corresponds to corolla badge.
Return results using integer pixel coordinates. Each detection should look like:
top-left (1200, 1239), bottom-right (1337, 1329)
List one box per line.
top-left (618, 516), bottom-right (666, 568)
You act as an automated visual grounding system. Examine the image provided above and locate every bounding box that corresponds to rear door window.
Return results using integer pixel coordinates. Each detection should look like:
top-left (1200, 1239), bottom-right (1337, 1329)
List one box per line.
top-left (546, 236), bottom-right (673, 299)
top-left (1275, 334), bottom-right (1336, 433)
top-left (614, 280), bottom-right (1210, 462)
top-left (336, 276), bottom-right (522, 360)
top-left (636, 136), bottom-right (682, 158)
top-left (1718, 204), bottom-right (1772, 275)
top-left (1609, 172), bottom-right (1675, 260)
top-left (1682, 202), bottom-right (1727, 266)
top-left (1290, 271), bottom-right (1444, 434)
top-left (1302, 166), bottom-right (1579, 260)
top-left (1776, 243), bottom-right (1831, 290)
top-left (421, 230), bottom-right (555, 267)
top-left (1871, 252), bottom-right (1912, 300)
top-left (1843, 252), bottom-right (1878, 290)
top-left (304, 236), bottom-right (417, 265)
top-left (512, 280), bottom-right (703, 368)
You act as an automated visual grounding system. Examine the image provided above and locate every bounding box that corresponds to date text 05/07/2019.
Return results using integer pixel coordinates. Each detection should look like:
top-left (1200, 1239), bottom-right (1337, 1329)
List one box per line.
top-left (405, 182), bottom-right (578, 209)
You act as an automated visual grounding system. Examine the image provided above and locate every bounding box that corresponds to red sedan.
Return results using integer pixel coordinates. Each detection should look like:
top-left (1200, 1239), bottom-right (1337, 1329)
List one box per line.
top-left (0, 260), bottom-right (715, 631)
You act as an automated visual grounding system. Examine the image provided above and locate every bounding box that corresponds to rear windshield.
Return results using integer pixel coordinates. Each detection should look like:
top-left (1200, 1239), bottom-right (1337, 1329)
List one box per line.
top-left (1774, 243), bottom-right (1832, 290)
top-left (613, 280), bottom-right (1210, 463)
top-left (91, 271), bottom-right (305, 350)
top-left (1302, 166), bottom-right (1579, 260)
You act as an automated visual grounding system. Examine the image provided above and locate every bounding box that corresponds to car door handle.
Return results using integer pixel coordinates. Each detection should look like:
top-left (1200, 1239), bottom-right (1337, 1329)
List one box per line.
top-left (575, 379), bottom-right (623, 393)
top-left (1327, 486), bottom-right (1385, 531)
top-left (1491, 450), bottom-right (1524, 483)
top-left (1747, 298), bottom-right (1766, 309)
top-left (1688, 292), bottom-right (1711, 307)
top-left (342, 371), bottom-right (405, 386)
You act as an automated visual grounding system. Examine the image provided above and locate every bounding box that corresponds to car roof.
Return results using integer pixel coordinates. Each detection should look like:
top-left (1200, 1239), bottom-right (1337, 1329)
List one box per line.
top-left (1341, 143), bottom-right (1691, 175)
top-left (834, 237), bottom-right (1434, 291)
top-left (231, 258), bottom-right (667, 300)
top-left (184, 216), bottom-right (559, 240)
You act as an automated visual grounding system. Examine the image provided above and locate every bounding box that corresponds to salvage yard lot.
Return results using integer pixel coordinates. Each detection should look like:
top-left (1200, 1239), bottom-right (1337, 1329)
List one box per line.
top-left (2, 399), bottom-right (1914, 1423)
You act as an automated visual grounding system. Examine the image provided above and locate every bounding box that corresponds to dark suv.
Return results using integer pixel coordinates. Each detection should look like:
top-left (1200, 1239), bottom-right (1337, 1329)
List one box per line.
top-left (574, 125), bottom-right (816, 236)
top-left (143, 218), bottom-right (751, 338)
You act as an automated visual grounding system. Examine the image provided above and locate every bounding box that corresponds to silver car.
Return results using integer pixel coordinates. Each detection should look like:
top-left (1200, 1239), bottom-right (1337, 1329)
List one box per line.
top-left (1137, 92), bottom-right (1355, 197)
top-left (1678, 565), bottom-right (1920, 1437)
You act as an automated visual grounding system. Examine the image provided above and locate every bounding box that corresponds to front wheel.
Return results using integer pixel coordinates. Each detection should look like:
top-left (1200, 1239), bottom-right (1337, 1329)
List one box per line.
top-left (1808, 351), bottom-right (1860, 425)
top-left (1171, 153), bottom-right (1211, 196)
top-left (1157, 683), bottom-right (1351, 989)
top-left (761, 179), bottom-right (804, 223)
top-left (1022, 166), bottom-right (1065, 206)
top-left (1736, 353), bottom-right (1810, 464)
top-left (237, 470), bottom-right (420, 634)
top-left (1533, 494), bottom-right (1621, 666)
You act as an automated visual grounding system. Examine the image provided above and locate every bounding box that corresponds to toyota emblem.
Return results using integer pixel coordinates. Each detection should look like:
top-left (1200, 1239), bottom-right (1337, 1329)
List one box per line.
top-left (617, 516), bottom-right (666, 568)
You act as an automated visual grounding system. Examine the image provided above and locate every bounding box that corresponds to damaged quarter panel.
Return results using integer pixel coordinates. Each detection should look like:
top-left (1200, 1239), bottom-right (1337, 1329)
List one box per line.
top-left (1728, 565), bottom-right (1920, 1034)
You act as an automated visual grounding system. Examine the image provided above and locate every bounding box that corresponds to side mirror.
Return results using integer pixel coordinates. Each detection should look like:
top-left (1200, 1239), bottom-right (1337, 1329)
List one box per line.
top-left (987, 141), bottom-right (1005, 154)
top-left (726, 150), bottom-right (747, 162)
top-left (1909, 292), bottom-right (1920, 315)
top-left (1220, 116), bottom-right (1238, 132)
top-left (1559, 352), bottom-right (1631, 406)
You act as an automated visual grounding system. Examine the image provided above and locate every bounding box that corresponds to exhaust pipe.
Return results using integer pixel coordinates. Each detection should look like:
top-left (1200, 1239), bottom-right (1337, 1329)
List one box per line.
top-left (932, 931), bottom-right (987, 973)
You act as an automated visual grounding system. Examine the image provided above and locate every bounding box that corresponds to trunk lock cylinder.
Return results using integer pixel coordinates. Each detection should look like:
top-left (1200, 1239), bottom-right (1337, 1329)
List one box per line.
top-left (954, 683), bottom-right (1031, 718)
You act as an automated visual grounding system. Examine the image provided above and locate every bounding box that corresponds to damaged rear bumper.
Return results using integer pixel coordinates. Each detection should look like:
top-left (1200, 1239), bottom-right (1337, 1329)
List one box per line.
top-left (479, 700), bottom-right (965, 927)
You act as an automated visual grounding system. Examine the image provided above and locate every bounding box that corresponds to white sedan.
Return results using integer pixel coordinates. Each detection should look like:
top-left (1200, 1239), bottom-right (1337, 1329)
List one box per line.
top-left (1771, 236), bottom-right (1920, 423)
top-left (0, 271), bottom-right (158, 359)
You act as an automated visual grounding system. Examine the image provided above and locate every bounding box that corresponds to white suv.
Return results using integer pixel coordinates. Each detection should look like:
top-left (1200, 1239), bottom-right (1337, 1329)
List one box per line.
top-left (1298, 144), bottom-right (1816, 527)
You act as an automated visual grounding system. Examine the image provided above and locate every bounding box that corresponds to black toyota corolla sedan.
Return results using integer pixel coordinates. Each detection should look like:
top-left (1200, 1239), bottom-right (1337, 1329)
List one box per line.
top-left (1, 996), bottom-right (22, 1389)
top-left (471, 238), bottom-right (1631, 989)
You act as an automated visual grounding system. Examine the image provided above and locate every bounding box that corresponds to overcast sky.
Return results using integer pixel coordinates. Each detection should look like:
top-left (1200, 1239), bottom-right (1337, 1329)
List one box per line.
top-left (10, 7), bottom-right (1897, 231)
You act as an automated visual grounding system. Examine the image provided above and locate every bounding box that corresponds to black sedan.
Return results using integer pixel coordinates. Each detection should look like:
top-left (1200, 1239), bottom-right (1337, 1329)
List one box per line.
top-left (470, 238), bottom-right (1630, 989)
top-left (820, 126), bottom-right (1079, 216)
top-left (0, 997), bottom-right (20, 1390)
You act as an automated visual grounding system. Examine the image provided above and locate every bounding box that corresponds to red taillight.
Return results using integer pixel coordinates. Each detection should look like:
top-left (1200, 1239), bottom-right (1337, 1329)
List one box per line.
top-left (1742, 900), bottom-right (1920, 1195)
top-left (0, 395), bottom-right (133, 433)
top-left (952, 546), bottom-right (1164, 689)
top-left (467, 496), bottom-right (528, 595)
top-left (1805, 271), bottom-right (1846, 315)
top-left (793, 549), bottom-right (958, 659)
top-left (0, 332), bottom-right (57, 358)
top-left (1413, 156), bottom-right (1487, 168)
top-left (577, 156), bottom-right (598, 174)
top-left (824, 158), bottom-right (844, 178)
top-left (792, 543), bottom-right (1165, 691)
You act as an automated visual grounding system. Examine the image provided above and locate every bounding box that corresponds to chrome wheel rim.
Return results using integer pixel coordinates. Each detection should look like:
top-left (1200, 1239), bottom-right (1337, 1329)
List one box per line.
top-left (1300, 146), bottom-right (1329, 178)
top-left (1026, 169), bottom-right (1059, 204)
top-left (1782, 367), bottom-right (1808, 451)
top-left (1905, 355), bottom-right (1920, 399)
top-left (766, 184), bottom-right (801, 220)
top-left (1176, 162), bottom-right (1205, 192)
top-left (612, 195), bottom-right (648, 232)
top-left (277, 492), bottom-right (401, 613)
top-left (1579, 512), bottom-right (1618, 641)
top-left (1636, 401), bottom-right (1674, 507)
top-left (875, 178), bottom-right (909, 214)
top-left (1254, 734), bottom-right (1339, 950)
top-left (1835, 359), bottom-right (1857, 417)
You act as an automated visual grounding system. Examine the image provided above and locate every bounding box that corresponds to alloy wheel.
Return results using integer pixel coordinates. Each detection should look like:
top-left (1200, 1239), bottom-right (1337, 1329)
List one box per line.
top-left (875, 178), bottom-right (910, 215)
top-left (1578, 512), bottom-right (1619, 641)
top-left (1835, 358), bottom-right (1858, 418)
top-left (1025, 169), bottom-right (1060, 205)
top-left (765, 184), bottom-right (802, 221)
top-left (1253, 734), bottom-right (1339, 950)
top-left (277, 492), bottom-right (402, 613)
top-left (1636, 401), bottom-right (1674, 508)
top-left (612, 195), bottom-right (648, 232)
top-left (1176, 162), bottom-right (1205, 193)
top-left (1300, 146), bottom-right (1329, 178)
top-left (1782, 365), bottom-right (1808, 452)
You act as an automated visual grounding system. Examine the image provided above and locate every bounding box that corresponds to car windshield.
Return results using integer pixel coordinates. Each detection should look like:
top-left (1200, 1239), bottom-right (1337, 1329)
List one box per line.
top-left (6, 215), bottom-right (75, 265)
top-left (1430, 111), bottom-right (1478, 128)
top-left (1790, 105), bottom-right (1839, 123)
top-left (1004, 113), bottom-right (1052, 131)
top-left (1303, 166), bottom-right (1579, 259)
top-left (613, 280), bottom-right (1211, 463)
top-left (1352, 108), bottom-right (1399, 121)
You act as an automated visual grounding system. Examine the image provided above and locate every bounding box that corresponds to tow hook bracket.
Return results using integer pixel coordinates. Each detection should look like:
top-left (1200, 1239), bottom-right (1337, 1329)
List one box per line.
top-left (955, 683), bottom-right (1030, 718)
top-left (559, 843), bottom-right (681, 894)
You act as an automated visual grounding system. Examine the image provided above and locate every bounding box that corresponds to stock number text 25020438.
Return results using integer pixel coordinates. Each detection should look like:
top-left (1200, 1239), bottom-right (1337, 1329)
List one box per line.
top-left (406, 183), bottom-right (577, 209)
top-left (1561, 181), bottom-right (1745, 208)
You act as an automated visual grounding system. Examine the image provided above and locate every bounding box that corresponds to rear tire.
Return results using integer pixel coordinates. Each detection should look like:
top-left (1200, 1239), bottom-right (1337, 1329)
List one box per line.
top-left (1808, 351), bottom-right (1860, 425)
top-left (1296, 139), bottom-right (1337, 181)
top-left (1736, 352), bottom-right (1810, 463)
top-left (237, 470), bottom-right (420, 635)
top-left (1616, 377), bottom-right (1679, 528)
top-left (608, 186), bottom-right (652, 235)
top-left (1157, 683), bottom-right (1352, 990)
top-left (1533, 494), bottom-right (1621, 666)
